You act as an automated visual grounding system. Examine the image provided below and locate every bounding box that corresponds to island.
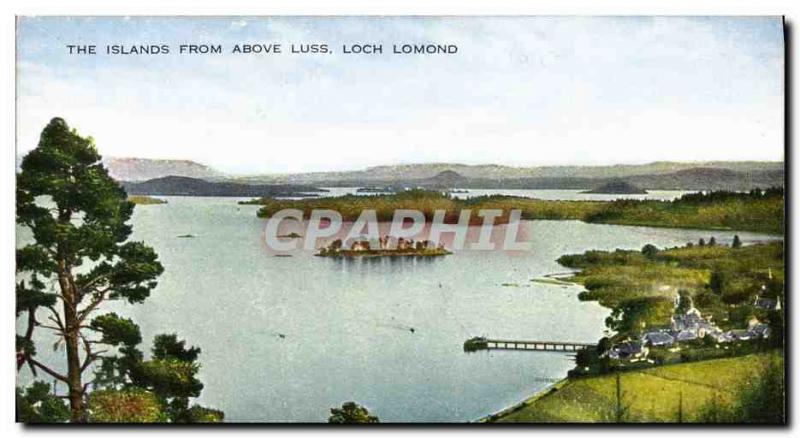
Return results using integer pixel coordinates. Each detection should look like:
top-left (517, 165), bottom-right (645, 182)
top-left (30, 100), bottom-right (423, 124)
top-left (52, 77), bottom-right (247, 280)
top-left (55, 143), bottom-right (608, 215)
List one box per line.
top-left (316, 237), bottom-right (451, 258)
top-left (356, 187), bottom-right (396, 193)
top-left (581, 180), bottom-right (648, 194)
top-left (128, 195), bottom-right (167, 205)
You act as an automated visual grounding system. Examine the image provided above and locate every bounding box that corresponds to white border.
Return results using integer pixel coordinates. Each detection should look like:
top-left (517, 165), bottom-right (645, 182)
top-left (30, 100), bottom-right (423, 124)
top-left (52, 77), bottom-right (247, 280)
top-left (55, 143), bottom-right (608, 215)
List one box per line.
top-left (2, 1), bottom-right (798, 437)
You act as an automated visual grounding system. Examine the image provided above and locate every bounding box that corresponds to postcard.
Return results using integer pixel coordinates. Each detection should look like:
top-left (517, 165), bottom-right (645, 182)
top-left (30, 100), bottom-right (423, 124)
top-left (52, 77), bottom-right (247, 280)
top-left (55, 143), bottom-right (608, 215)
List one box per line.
top-left (14, 16), bottom-right (785, 424)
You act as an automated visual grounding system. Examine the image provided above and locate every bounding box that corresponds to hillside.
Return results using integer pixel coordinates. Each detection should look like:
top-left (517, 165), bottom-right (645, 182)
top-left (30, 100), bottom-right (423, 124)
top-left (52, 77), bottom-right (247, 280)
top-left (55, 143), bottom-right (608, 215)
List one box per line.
top-left (102, 157), bottom-right (223, 181)
top-left (491, 352), bottom-right (782, 423)
top-left (123, 176), bottom-right (326, 197)
top-left (233, 162), bottom-right (783, 191)
top-left (233, 161), bottom-right (783, 186)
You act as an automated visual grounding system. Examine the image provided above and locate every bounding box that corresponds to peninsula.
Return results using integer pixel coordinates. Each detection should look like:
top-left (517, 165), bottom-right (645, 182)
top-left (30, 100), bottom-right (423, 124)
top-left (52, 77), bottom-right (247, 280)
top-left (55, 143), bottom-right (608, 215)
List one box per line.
top-left (247, 187), bottom-right (784, 234)
top-left (581, 180), bottom-right (647, 194)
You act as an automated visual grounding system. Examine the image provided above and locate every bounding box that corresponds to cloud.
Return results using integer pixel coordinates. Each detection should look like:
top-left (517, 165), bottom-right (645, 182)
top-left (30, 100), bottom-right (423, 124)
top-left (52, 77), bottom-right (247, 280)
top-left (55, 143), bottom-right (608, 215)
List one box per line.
top-left (16, 17), bottom-right (784, 173)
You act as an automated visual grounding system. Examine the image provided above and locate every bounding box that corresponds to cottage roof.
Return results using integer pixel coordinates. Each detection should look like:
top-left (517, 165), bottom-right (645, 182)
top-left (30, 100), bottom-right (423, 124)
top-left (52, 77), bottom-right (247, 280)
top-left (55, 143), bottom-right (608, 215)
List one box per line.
top-left (644, 332), bottom-right (674, 345)
top-left (754, 297), bottom-right (778, 310)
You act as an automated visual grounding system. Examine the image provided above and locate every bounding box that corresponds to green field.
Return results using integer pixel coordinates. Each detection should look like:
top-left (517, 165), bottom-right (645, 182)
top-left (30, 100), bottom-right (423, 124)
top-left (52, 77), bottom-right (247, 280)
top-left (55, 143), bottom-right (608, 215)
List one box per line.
top-left (128, 195), bottom-right (167, 205)
top-left (492, 352), bottom-right (782, 423)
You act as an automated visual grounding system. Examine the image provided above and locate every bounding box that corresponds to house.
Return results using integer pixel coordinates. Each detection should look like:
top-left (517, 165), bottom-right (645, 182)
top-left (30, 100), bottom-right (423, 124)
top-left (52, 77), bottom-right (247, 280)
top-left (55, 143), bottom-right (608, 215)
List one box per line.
top-left (747, 319), bottom-right (771, 339)
top-left (671, 312), bottom-right (703, 333)
top-left (608, 342), bottom-right (649, 362)
top-left (728, 330), bottom-right (753, 341)
top-left (670, 307), bottom-right (720, 339)
top-left (675, 330), bottom-right (698, 342)
top-left (753, 295), bottom-right (781, 311)
top-left (749, 323), bottom-right (770, 338)
top-left (707, 330), bottom-right (734, 343)
top-left (642, 331), bottom-right (674, 347)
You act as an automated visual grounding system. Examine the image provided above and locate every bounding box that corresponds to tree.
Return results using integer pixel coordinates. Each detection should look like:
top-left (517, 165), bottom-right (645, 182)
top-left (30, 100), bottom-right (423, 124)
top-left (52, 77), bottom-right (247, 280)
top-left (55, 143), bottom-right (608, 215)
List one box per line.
top-left (709, 269), bottom-right (727, 295)
top-left (328, 401), bottom-right (379, 423)
top-left (597, 337), bottom-right (613, 354)
top-left (732, 235), bottom-right (742, 249)
top-left (93, 333), bottom-right (223, 423)
top-left (699, 358), bottom-right (784, 423)
top-left (16, 118), bottom-right (164, 422)
top-left (641, 244), bottom-right (659, 259)
top-left (708, 237), bottom-right (717, 247)
top-left (766, 309), bottom-right (784, 349)
top-left (16, 381), bottom-right (71, 423)
top-left (676, 290), bottom-right (693, 314)
top-left (698, 238), bottom-right (706, 247)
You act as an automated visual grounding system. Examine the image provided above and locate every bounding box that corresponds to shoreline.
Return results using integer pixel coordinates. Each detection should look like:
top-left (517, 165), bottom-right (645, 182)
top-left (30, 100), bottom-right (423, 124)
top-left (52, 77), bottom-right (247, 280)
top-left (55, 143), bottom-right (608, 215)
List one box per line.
top-left (475, 270), bottom-right (588, 423)
top-left (474, 378), bottom-right (571, 423)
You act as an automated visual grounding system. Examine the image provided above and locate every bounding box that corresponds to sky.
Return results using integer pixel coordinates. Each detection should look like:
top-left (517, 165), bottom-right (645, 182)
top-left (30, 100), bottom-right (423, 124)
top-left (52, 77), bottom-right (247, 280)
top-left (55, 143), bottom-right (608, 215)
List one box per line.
top-left (16, 16), bottom-right (784, 174)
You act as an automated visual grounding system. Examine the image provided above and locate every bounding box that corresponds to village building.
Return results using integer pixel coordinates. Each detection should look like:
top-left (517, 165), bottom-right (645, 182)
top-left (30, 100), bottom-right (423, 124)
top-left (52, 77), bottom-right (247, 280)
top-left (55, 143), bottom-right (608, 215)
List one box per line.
top-left (706, 330), bottom-right (734, 343)
top-left (747, 318), bottom-right (771, 338)
top-left (642, 331), bottom-right (675, 347)
top-left (728, 330), bottom-right (754, 342)
top-left (753, 295), bottom-right (781, 311)
top-left (675, 330), bottom-right (698, 342)
top-left (607, 341), bottom-right (649, 362)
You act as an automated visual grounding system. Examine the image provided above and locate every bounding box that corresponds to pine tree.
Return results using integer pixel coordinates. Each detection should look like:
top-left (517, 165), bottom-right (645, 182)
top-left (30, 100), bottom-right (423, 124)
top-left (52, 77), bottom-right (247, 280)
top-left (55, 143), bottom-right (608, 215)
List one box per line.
top-left (709, 269), bottom-right (727, 295)
top-left (16, 118), bottom-right (164, 422)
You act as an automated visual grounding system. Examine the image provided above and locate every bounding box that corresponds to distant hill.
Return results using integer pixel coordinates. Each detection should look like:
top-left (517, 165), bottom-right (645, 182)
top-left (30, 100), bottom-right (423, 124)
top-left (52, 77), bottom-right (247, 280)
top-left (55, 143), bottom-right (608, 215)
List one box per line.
top-left (418, 170), bottom-right (469, 188)
top-left (242, 165), bottom-right (782, 192)
top-left (625, 168), bottom-right (784, 191)
top-left (582, 180), bottom-right (647, 194)
top-left (122, 176), bottom-right (325, 197)
top-left (102, 157), bottom-right (223, 182)
top-left (234, 161), bottom-right (784, 185)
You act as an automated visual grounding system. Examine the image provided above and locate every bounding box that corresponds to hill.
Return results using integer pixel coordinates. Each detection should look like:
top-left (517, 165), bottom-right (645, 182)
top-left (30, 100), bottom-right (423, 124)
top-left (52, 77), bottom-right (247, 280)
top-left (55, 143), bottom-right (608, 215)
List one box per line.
top-left (417, 170), bottom-right (469, 188)
top-left (232, 162), bottom-right (783, 191)
top-left (233, 161), bottom-right (783, 186)
top-left (490, 352), bottom-right (782, 423)
top-left (102, 157), bottom-right (223, 182)
top-left (123, 176), bottom-right (325, 197)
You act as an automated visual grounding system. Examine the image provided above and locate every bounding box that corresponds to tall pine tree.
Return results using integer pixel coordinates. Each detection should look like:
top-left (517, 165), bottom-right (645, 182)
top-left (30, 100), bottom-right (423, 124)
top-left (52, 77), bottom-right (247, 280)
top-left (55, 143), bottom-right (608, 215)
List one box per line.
top-left (16, 118), bottom-right (164, 422)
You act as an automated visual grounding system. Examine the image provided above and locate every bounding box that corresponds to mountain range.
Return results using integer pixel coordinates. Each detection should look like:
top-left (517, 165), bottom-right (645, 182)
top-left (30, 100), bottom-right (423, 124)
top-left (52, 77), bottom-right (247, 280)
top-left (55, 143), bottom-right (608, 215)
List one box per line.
top-left (17, 156), bottom-right (783, 194)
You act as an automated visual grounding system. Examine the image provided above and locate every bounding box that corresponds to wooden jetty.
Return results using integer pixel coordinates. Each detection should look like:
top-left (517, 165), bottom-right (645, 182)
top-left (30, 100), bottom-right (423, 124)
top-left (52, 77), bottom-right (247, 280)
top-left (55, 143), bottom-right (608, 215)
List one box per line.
top-left (463, 336), bottom-right (595, 353)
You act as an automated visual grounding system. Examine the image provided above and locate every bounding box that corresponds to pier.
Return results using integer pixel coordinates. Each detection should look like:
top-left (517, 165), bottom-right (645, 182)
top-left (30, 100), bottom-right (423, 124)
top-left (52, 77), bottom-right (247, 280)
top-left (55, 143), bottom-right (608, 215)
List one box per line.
top-left (463, 337), bottom-right (595, 353)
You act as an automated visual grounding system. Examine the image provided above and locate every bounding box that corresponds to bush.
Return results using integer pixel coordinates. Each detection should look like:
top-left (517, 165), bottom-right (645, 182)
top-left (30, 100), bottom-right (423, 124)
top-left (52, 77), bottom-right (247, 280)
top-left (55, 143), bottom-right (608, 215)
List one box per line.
top-left (88, 389), bottom-right (167, 423)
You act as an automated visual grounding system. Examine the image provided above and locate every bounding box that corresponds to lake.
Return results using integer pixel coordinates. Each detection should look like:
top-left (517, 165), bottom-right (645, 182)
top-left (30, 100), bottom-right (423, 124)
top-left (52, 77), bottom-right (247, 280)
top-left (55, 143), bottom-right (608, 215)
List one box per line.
top-left (16, 195), bottom-right (777, 422)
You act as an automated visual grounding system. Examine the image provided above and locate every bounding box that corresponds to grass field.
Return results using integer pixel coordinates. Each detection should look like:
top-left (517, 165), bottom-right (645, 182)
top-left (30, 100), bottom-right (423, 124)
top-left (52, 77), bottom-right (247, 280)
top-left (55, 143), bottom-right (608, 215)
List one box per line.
top-left (492, 351), bottom-right (782, 423)
top-left (128, 195), bottom-right (167, 205)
